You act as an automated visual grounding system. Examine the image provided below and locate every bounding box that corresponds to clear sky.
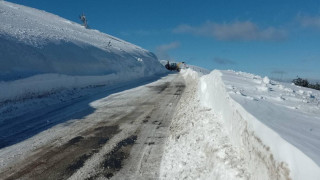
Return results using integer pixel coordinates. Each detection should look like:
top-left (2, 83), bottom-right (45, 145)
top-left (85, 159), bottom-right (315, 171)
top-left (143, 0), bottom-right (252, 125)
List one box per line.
top-left (6, 0), bottom-right (320, 81)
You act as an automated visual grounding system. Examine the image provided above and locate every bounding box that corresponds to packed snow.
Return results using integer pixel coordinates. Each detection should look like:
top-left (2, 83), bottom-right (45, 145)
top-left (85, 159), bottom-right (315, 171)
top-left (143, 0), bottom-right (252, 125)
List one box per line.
top-left (198, 70), bottom-right (320, 179)
top-left (0, 1), bottom-right (166, 102)
top-left (161, 69), bottom-right (320, 180)
top-left (161, 69), bottom-right (251, 180)
top-left (187, 64), bottom-right (211, 75)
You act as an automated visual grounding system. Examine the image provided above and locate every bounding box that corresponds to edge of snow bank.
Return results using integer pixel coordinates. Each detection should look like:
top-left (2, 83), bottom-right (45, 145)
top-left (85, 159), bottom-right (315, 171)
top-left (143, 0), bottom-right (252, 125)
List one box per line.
top-left (0, 71), bottom-right (167, 103)
top-left (0, 1), bottom-right (167, 102)
top-left (199, 70), bottom-right (320, 180)
top-left (160, 68), bottom-right (251, 179)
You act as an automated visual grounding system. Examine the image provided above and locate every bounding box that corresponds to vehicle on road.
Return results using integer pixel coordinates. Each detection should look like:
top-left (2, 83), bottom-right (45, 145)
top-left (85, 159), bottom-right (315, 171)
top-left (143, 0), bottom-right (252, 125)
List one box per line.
top-left (165, 61), bottom-right (185, 72)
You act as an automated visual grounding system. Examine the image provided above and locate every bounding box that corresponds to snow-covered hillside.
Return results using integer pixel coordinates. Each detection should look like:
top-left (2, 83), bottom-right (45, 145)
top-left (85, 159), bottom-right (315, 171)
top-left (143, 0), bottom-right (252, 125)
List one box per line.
top-left (0, 1), bottom-right (165, 102)
top-left (199, 70), bottom-right (320, 179)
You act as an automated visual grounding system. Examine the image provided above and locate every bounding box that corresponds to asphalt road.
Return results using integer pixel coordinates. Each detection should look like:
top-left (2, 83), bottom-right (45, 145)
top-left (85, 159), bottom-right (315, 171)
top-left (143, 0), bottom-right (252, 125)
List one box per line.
top-left (0, 73), bottom-right (185, 180)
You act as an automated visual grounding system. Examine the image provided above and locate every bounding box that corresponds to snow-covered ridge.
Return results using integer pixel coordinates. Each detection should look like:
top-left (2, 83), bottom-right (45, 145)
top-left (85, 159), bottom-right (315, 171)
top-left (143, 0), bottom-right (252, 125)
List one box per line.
top-left (0, 1), bottom-right (141, 50)
top-left (187, 65), bottom-right (211, 76)
top-left (0, 1), bottom-right (166, 102)
top-left (199, 70), bottom-right (320, 179)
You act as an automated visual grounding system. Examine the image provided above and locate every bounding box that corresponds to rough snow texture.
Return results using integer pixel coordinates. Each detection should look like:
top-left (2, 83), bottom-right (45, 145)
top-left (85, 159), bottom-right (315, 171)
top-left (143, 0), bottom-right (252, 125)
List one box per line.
top-left (0, 1), bottom-right (165, 102)
top-left (187, 64), bottom-right (211, 76)
top-left (160, 69), bottom-right (251, 179)
top-left (199, 70), bottom-right (320, 180)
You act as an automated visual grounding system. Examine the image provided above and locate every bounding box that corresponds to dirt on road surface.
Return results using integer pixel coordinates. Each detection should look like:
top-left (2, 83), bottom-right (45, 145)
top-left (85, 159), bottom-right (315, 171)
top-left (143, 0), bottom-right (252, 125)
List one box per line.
top-left (0, 74), bottom-right (185, 180)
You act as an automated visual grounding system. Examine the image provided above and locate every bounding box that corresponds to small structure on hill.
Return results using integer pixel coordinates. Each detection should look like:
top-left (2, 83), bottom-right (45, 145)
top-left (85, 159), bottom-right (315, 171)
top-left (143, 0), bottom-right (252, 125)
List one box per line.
top-left (79, 13), bottom-right (89, 29)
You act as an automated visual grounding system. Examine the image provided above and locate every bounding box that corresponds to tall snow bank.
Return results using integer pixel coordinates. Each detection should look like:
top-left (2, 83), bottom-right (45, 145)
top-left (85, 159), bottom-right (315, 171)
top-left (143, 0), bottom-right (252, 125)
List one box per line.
top-left (0, 1), bottom-right (165, 101)
top-left (161, 69), bottom-right (251, 179)
top-left (199, 70), bottom-right (320, 180)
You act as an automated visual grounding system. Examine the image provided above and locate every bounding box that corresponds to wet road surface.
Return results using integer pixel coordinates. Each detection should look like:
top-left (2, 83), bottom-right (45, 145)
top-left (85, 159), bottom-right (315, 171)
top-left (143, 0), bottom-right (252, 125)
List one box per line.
top-left (0, 74), bottom-right (185, 180)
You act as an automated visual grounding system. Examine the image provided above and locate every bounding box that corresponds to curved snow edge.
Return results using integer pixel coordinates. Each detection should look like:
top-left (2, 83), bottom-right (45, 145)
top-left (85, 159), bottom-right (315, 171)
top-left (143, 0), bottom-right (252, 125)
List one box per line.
top-left (198, 70), bottom-right (320, 180)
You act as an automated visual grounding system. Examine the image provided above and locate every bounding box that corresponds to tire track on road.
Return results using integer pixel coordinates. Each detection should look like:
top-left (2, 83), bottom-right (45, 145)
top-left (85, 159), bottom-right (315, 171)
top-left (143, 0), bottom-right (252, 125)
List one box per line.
top-left (0, 74), bottom-right (185, 180)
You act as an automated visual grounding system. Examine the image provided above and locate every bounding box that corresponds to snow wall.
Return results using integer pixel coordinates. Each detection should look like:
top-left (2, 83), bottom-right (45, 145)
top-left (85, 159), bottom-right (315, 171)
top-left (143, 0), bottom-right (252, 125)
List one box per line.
top-left (0, 1), bottom-right (166, 102)
top-left (199, 70), bottom-right (320, 180)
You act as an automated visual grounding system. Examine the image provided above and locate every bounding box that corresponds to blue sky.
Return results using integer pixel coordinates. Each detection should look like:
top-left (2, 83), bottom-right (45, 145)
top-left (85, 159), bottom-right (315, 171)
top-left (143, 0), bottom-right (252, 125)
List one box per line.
top-left (7, 0), bottom-right (320, 81)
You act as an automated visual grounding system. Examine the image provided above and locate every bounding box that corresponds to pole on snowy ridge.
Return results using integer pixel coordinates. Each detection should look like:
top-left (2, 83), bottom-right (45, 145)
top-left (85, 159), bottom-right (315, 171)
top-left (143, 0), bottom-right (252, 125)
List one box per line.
top-left (79, 13), bottom-right (89, 29)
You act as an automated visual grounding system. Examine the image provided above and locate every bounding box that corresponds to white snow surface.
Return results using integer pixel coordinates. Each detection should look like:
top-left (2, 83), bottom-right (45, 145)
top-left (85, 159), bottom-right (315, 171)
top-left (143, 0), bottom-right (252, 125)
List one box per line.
top-left (198, 70), bottom-right (320, 179)
top-left (0, 1), bottom-right (165, 102)
top-left (161, 69), bottom-right (251, 180)
top-left (161, 69), bottom-right (319, 179)
top-left (187, 64), bottom-right (211, 75)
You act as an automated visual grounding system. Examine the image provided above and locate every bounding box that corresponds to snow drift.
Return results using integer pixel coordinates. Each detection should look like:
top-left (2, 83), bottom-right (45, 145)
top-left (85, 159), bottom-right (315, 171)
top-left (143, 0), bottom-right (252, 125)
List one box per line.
top-left (0, 1), bottom-right (165, 102)
top-left (161, 69), bottom-right (251, 180)
top-left (199, 70), bottom-right (320, 179)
